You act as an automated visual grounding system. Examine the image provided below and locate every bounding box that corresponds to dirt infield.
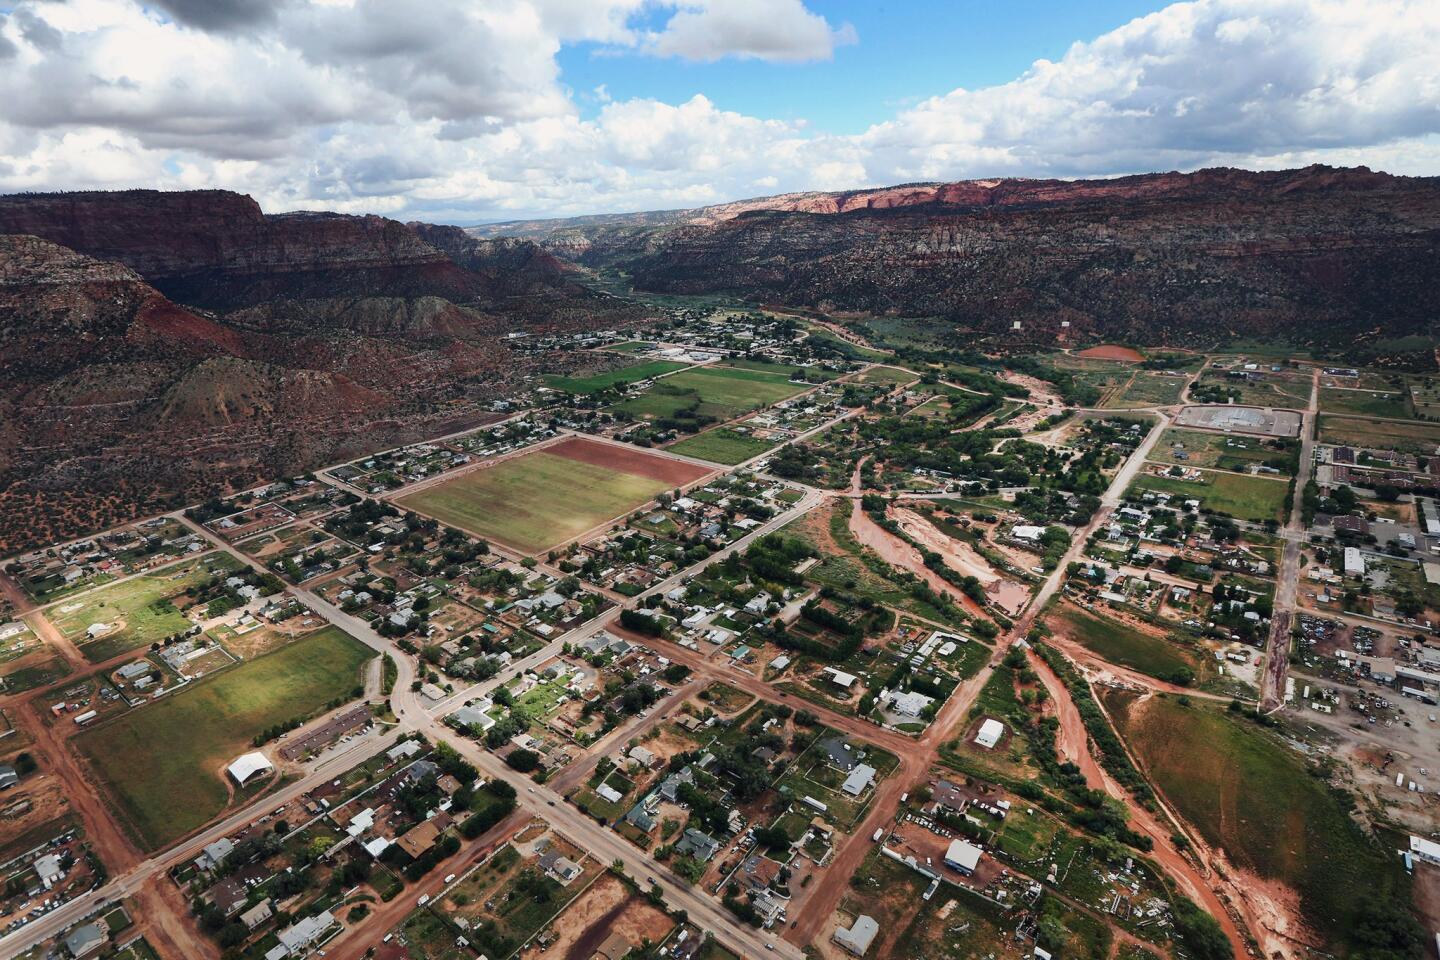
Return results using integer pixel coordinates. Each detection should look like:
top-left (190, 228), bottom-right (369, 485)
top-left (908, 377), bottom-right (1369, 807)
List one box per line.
top-left (1077, 345), bottom-right (1144, 362)
top-left (547, 436), bottom-right (713, 486)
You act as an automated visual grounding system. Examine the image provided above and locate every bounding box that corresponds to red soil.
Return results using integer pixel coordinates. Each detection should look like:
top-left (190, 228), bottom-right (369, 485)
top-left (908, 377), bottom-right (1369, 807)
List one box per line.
top-left (1077, 345), bottom-right (1145, 362)
top-left (547, 436), bottom-right (713, 486)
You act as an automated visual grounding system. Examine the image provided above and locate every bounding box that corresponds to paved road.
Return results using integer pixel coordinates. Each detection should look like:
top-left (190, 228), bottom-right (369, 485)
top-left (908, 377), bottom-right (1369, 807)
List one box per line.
top-left (1261, 368), bottom-right (1319, 712)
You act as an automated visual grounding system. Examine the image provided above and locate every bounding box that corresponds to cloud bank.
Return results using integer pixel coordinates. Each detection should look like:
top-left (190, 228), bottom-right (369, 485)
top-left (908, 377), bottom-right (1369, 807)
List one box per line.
top-left (0, 0), bottom-right (1436, 220)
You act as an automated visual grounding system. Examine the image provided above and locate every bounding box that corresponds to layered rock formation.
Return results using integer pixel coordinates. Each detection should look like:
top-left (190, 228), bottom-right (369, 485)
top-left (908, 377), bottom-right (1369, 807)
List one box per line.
top-left (493, 166), bottom-right (1440, 349)
top-left (0, 190), bottom-right (634, 552)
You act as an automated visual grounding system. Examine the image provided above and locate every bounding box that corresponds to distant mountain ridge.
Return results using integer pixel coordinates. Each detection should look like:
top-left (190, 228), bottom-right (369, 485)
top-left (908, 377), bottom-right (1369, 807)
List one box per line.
top-left (0, 188), bottom-right (635, 553)
top-left (482, 166), bottom-right (1440, 351)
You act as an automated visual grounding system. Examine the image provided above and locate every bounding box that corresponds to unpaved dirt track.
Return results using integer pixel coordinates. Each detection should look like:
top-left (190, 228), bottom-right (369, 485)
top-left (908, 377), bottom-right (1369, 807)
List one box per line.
top-left (1029, 654), bottom-right (1249, 959)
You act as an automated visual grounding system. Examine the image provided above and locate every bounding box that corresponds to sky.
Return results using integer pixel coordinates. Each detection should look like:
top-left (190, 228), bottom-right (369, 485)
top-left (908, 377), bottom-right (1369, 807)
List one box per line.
top-left (0, 0), bottom-right (1437, 223)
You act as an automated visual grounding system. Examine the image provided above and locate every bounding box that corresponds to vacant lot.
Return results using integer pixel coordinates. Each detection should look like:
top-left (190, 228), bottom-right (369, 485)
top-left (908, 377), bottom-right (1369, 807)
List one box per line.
top-left (612, 366), bottom-right (807, 423)
top-left (48, 553), bottom-right (244, 662)
top-left (1320, 415), bottom-right (1440, 456)
top-left (1048, 604), bottom-right (1198, 681)
top-left (544, 360), bottom-right (688, 394)
top-left (1151, 429), bottom-right (1296, 474)
top-left (75, 626), bottom-right (373, 849)
top-left (1101, 372), bottom-right (1188, 408)
top-left (667, 428), bottom-right (776, 465)
top-left (398, 437), bottom-right (711, 553)
top-left (1107, 692), bottom-right (1402, 945)
top-left (1318, 387), bottom-right (1414, 420)
top-left (1130, 469), bottom-right (1289, 523)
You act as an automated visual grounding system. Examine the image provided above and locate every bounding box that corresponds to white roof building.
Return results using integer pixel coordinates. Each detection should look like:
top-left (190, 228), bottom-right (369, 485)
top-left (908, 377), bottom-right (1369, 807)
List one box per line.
top-left (824, 667), bottom-right (858, 688)
top-left (227, 752), bottom-right (274, 786)
top-left (841, 764), bottom-right (876, 796)
top-left (1343, 547), bottom-right (1365, 577)
top-left (834, 915), bottom-right (879, 956)
top-left (974, 718), bottom-right (1005, 750)
top-left (944, 838), bottom-right (984, 875)
top-left (1012, 525), bottom-right (1046, 542)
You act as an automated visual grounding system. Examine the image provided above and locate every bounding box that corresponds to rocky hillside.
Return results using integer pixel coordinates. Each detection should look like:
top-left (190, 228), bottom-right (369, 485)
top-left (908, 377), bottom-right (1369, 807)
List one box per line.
top-left (0, 191), bottom-right (638, 553)
top-left (505, 166), bottom-right (1440, 350)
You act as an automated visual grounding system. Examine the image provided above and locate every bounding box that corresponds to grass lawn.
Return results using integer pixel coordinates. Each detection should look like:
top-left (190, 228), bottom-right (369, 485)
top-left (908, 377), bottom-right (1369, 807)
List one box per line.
top-left (1101, 373), bottom-right (1187, 408)
top-left (667, 428), bottom-right (776, 465)
top-left (46, 553), bottom-right (244, 662)
top-left (1107, 692), bottom-right (1403, 944)
top-left (1318, 387), bottom-right (1414, 419)
top-left (74, 626), bottom-right (373, 850)
top-left (851, 365), bottom-right (919, 386)
top-left (397, 451), bottom-right (671, 553)
top-left (1049, 604), bottom-right (1199, 681)
top-left (612, 366), bottom-right (808, 422)
top-left (544, 360), bottom-right (688, 394)
top-left (1152, 429), bottom-right (1297, 474)
top-left (1319, 415), bottom-right (1440, 456)
top-left (1130, 470), bottom-right (1289, 523)
top-left (718, 357), bottom-right (837, 381)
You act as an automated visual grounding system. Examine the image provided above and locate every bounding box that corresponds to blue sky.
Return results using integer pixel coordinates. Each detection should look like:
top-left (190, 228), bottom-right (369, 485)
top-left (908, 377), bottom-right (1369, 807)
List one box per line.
top-left (560, 1), bottom-right (1172, 134)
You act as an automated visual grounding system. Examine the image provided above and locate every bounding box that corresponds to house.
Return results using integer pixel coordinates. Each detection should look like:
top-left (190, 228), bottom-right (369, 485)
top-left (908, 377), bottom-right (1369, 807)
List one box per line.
top-left (974, 718), bottom-right (1005, 749)
top-left (625, 803), bottom-right (657, 833)
top-left (747, 890), bottom-right (785, 928)
top-left (628, 745), bottom-right (658, 768)
top-left (64, 923), bottom-right (107, 959)
top-left (675, 828), bottom-right (721, 862)
top-left (452, 706), bottom-right (495, 732)
top-left (834, 915), bottom-right (879, 956)
top-left (240, 899), bottom-right (274, 931)
top-left (227, 751), bottom-right (274, 786)
top-left (388, 739), bottom-right (422, 763)
top-left (659, 767), bottom-right (695, 803)
top-left (275, 910), bottom-right (337, 956)
top-left (195, 838), bottom-right (235, 873)
top-left (887, 690), bottom-right (933, 718)
top-left (396, 820), bottom-right (442, 859)
top-left (596, 783), bottom-right (624, 804)
top-left (944, 838), bottom-right (984, 875)
top-left (593, 932), bottom-right (634, 960)
top-left (206, 877), bottom-right (248, 917)
top-left (34, 853), bottom-right (63, 888)
top-left (539, 849), bottom-right (584, 884)
top-left (1012, 525), bottom-right (1046, 543)
top-left (841, 764), bottom-right (876, 797)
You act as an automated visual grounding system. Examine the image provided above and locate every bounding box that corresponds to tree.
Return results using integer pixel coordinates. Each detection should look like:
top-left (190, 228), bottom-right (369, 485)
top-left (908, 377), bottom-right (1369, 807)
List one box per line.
top-left (506, 749), bottom-right (540, 773)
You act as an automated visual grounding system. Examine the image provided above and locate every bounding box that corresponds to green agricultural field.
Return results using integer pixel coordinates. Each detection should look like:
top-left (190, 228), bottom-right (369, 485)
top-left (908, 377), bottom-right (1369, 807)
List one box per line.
top-left (397, 451), bottom-right (672, 553)
top-left (666, 427), bottom-right (776, 464)
top-left (1319, 387), bottom-right (1414, 419)
top-left (1320, 415), bottom-right (1440, 456)
top-left (75, 626), bottom-right (373, 849)
top-left (543, 359), bottom-right (688, 394)
top-left (1108, 693), bottom-right (1404, 946)
top-left (718, 357), bottom-right (837, 381)
top-left (1049, 604), bottom-right (1199, 681)
top-left (47, 553), bottom-right (244, 661)
top-left (612, 365), bottom-right (808, 422)
top-left (1130, 469), bottom-right (1289, 523)
top-left (850, 365), bottom-right (919, 386)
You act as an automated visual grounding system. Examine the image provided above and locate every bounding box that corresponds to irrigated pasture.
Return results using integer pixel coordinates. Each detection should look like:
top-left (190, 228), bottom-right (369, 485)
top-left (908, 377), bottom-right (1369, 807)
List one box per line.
top-left (75, 626), bottom-right (373, 850)
top-left (397, 437), bottom-right (712, 553)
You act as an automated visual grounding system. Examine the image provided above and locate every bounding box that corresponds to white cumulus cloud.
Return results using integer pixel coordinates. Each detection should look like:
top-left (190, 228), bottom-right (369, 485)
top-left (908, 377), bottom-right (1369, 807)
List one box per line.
top-left (0, 0), bottom-right (1436, 221)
